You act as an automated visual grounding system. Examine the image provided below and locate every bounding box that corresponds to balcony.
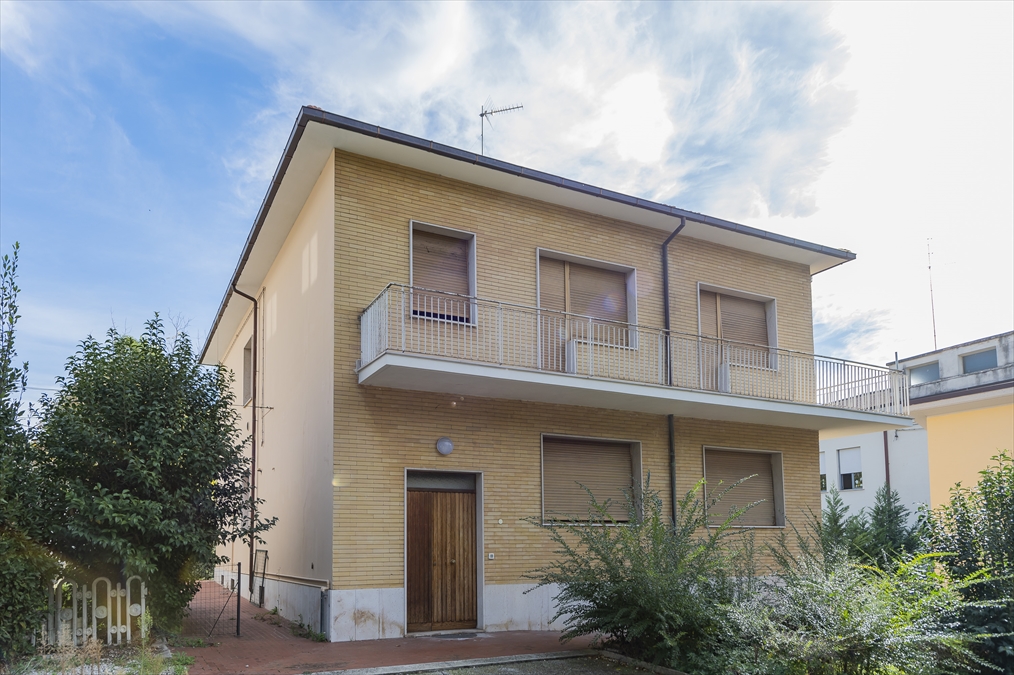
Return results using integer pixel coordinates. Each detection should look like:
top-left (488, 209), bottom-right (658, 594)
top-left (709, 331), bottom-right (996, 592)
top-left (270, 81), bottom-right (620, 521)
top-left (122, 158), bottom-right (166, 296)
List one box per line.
top-left (358, 285), bottom-right (911, 433)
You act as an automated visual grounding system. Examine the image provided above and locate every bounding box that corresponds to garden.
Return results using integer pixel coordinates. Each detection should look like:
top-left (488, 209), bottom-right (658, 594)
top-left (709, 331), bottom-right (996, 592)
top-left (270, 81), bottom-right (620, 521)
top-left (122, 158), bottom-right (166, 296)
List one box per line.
top-left (527, 454), bottom-right (1013, 674)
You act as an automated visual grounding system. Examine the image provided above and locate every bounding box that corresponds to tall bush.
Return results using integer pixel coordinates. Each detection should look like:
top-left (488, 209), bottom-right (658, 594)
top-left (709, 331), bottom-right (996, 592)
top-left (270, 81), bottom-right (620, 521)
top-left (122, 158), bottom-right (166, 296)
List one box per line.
top-left (734, 542), bottom-right (993, 675)
top-left (525, 479), bottom-right (754, 672)
top-left (0, 244), bottom-right (59, 662)
top-left (925, 451), bottom-right (1014, 674)
top-left (33, 317), bottom-right (276, 630)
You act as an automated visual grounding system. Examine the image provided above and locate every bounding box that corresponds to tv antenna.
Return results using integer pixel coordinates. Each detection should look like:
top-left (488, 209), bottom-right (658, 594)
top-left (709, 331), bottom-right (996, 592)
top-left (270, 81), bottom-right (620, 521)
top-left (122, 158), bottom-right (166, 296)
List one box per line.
top-left (927, 239), bottom-right (938, 350)
top-left (480, 97), bottom-right (523, 156)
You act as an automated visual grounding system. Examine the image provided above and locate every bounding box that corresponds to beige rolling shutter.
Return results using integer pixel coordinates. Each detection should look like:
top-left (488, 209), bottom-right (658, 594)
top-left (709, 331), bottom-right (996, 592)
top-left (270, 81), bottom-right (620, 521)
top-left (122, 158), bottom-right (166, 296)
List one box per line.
top-left (568, 263), bottom-right (628, 323)
top-left (412, 229), bottom-right (471, 320)
top-left (720, 295), bottom-right (768, 346)
top-left (543, 438), bottom-right (633, 521)
top-left (539, 257), bottom-right (566, 312)
top-left (704, 449), bottom-right (776, 526)
top-left (413, 229), bottom-right (470, 295)
top-left (699, 291), bottom-right (719, 337)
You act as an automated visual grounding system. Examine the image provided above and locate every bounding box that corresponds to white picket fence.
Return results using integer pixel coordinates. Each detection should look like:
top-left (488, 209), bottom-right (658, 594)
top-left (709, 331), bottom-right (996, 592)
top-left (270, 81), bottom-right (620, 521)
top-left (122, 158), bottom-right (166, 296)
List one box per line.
top-left (43, 576), bottom-right (148, 647)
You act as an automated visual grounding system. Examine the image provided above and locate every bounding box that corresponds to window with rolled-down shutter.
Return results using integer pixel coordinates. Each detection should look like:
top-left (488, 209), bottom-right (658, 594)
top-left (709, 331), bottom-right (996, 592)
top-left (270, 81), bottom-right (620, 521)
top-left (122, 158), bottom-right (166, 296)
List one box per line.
top-left (704, 449), bottom-right (778, 527)
top-left (699, 290), bottom-right (771, 367)
top-left (412, 229), bottom-right (472, 321)
top-left (699, 291), bottom-right (769, 346)
top-left (543, 437), bottom-right (635, 522)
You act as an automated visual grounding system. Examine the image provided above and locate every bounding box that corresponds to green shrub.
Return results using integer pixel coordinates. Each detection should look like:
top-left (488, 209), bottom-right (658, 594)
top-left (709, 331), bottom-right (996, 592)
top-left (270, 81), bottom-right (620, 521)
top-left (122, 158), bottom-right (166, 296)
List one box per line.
top-left (732, 540), bottom-right (994, 675)
top-left (925, 451), bottom-right (1014, 674)
top-left (32, 317), bottom-right (277, 632)
top-left (0, 243), bottom-right (59, 662)
top-left (525, 478), bottom-right (755, 673)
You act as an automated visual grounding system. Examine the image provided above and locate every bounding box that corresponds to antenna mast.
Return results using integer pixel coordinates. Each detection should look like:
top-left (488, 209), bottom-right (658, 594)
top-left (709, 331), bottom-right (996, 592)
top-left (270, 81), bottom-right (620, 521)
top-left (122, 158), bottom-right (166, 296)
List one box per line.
top-left (927, 239), bottom-right (938, 350)
top-left (480, 100), bottom-right (523, 156)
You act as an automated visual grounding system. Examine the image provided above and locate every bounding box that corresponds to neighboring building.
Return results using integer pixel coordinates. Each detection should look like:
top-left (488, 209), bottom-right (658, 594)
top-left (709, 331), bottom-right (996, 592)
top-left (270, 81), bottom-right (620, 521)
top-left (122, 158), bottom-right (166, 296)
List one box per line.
top-left (820, 331), bottom-right (1013, 517)
top-left (200, 107), bottom-right (910, 641)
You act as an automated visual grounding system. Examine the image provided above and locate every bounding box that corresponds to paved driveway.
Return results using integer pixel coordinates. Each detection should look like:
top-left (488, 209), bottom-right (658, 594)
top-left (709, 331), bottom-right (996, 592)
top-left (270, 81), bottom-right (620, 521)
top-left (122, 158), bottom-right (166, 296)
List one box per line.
top-left (415, 655), bottom-right (653, 674)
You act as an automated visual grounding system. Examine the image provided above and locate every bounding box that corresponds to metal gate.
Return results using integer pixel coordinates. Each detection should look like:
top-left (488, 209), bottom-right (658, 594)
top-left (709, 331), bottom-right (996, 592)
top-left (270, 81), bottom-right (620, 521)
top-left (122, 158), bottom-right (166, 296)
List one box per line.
top-left (43, 576), bottom-right (147, 647)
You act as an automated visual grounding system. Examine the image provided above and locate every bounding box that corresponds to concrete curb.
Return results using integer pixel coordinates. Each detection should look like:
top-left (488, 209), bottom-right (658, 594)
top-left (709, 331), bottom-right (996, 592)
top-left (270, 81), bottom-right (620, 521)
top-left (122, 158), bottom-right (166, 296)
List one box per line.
top-left (306, 649), bottom-right (596, 675)
top-left (598, 650), bottom-right (689, 675)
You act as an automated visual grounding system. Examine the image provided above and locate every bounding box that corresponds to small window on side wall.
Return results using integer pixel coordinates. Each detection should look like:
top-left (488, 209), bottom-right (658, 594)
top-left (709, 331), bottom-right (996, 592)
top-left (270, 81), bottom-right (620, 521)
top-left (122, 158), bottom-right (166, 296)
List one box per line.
top-left (542, 436), bottom-right (638, 523)
top-left (909, 362), bottom-right (940, 385)
top-left (242, 338), bottom-right (253, 405)
top-left (838, 447), bottom-right (862, 490)
top-left (962, 349), bottom-right (997, 374)
top-left (411, 223), bottom-right (476, 323)
top-left (704, 448), bottom-right (785, 527)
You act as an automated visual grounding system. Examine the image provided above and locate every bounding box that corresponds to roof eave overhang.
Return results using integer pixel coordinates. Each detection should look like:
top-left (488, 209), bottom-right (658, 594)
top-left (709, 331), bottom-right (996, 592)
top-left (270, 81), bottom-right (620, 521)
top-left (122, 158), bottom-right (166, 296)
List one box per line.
top-left (200, 107), bottom-right (856, 364)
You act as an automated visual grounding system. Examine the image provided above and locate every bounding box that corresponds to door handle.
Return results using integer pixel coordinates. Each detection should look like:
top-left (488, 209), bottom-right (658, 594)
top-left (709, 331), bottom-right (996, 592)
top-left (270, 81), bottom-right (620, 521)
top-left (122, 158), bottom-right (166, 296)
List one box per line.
top-left (451, 559), bottom-right (456, 564)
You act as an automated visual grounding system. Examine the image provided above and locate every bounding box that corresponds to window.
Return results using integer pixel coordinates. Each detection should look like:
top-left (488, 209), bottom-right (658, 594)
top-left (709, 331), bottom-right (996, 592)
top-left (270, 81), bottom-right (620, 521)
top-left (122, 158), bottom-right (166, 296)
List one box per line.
top-left (410, 223), bottom-right (475, 323)
top-left (962, 348), bottom-right (998, 374)
top-left (539, 256), bottom-right (631, 324)
top-left (909, 362), bottom-right (940, 385)
top-left (542, 436), bottom-right (639, 522)
top-left (704, 448), bottom-right (785, 527)
top-left (819, 451), bottom-right (827, 492)
top-left (699, 291), bottom-right (770, 347)
top-left (838, 447), bottom-right (862, 490)
top-left (242, 338), bottom-right (253, 405)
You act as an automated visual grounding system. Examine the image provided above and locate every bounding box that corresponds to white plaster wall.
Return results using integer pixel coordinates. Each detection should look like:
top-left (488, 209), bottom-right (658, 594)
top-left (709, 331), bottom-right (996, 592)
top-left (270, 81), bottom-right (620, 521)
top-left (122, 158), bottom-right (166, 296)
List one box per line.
top-left (820, 427), bottom-right (929, 523)
top-left (327, 588), bottom-right (405, 641)
top-left (324, 583), bottom-right (563, 641)
top-left (215, 151), bottom-right (336, 616)
top-left (482, 583), bottom-right (566, 632)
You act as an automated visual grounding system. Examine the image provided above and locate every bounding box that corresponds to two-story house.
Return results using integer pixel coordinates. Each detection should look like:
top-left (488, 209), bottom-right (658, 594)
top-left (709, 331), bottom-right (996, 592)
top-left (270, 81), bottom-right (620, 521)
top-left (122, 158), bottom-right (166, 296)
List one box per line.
top-left (820, 331), bottom-right (1013, 517)
top-left (200, 106), bottom-right (911, 641)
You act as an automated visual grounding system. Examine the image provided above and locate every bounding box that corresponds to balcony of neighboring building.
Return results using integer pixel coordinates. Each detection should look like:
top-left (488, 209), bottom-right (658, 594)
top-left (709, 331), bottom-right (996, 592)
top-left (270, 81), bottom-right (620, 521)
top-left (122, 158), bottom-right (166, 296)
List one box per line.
top-left (357, 284), bottom-right (911, 433)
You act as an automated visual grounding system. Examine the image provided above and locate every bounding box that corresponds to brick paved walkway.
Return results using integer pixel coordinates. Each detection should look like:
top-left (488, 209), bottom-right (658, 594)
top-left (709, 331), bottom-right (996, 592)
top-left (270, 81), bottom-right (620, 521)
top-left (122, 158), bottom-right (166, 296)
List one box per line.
top-left (178, 585), bottom-right (592, 675)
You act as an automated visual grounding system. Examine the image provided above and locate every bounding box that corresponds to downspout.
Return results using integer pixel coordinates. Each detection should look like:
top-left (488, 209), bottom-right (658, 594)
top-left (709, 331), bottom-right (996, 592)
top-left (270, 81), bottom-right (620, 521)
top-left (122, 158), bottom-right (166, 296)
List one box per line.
top-left (232, 286), bottom-right (258, 597)
top-left (883, 431), bottom-right (891, 490)
top-left (661, 216), bottom-right (687, 524)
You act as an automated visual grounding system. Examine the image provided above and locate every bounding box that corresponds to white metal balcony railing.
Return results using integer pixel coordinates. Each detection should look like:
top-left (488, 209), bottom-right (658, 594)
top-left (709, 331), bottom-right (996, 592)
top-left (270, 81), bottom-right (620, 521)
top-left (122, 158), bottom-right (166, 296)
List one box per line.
top-left (359, 284), bottom-right (909, 416)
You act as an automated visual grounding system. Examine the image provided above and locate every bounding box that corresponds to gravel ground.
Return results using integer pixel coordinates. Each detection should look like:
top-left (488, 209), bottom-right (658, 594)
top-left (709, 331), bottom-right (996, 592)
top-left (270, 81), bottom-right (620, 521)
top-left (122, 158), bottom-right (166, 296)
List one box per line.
top-left (411, 655), bottom-right (654, 674)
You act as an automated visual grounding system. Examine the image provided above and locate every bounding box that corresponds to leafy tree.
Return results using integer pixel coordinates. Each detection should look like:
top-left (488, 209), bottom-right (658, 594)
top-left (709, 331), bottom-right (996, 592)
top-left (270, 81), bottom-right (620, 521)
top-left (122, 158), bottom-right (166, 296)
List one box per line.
top-left (33, 317), bottom-right (276, 631)
top-left (926, 451), bottom-right (1014, 674)
top-left (0, 244), bottom-right (59, 662)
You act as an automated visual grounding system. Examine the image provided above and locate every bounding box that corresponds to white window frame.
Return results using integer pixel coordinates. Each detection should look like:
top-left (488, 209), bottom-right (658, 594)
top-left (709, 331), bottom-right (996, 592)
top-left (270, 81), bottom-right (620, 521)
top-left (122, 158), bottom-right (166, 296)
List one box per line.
top-left (837, 447), bottom-right (863, 491)
top-left (409, 220), bottom-right (477, 326)
top-left (540, 433), bottom-right (643, 526)
top-left (701, 445), bottom-right (786, 528)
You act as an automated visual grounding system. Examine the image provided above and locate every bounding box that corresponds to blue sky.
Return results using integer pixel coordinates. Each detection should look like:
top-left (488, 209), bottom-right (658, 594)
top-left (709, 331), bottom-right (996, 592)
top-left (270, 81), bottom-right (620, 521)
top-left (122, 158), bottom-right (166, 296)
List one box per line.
top-left (1, 1), bottom-right (1012, 397)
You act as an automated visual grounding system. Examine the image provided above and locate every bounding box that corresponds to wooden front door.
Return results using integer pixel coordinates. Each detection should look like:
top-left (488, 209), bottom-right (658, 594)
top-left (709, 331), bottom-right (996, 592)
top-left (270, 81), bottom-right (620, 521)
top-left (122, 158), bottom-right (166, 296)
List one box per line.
top-left (406, 489), bottom-right (477, 632)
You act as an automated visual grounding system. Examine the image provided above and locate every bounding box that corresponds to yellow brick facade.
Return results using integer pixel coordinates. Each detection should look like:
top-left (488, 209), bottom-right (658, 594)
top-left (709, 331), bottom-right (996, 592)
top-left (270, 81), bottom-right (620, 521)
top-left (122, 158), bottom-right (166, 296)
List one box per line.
top-left (332, 150), bottom-right (821, 589)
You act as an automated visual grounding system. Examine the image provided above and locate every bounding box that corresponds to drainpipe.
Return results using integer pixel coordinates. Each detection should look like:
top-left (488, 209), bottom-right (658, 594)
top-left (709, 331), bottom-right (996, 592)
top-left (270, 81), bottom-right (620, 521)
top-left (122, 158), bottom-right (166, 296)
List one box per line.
top-left (661, 217), bottom-right (687, 524)
top-left (232, 285), bottom-right (258, 597)
top-left (883, 431), bottom-right (891, 490)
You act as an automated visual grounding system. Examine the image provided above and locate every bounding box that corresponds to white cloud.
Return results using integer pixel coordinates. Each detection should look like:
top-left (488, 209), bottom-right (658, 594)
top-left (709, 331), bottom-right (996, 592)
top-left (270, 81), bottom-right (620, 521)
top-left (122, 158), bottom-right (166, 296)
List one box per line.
top-left (571, 72), bottom-right (674, 164)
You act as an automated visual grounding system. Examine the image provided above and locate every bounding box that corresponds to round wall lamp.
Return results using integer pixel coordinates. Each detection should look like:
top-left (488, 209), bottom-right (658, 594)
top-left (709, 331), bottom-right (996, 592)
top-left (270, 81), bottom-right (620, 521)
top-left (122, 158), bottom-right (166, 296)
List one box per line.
top-left (436, 437), bottom-right (454, 455)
